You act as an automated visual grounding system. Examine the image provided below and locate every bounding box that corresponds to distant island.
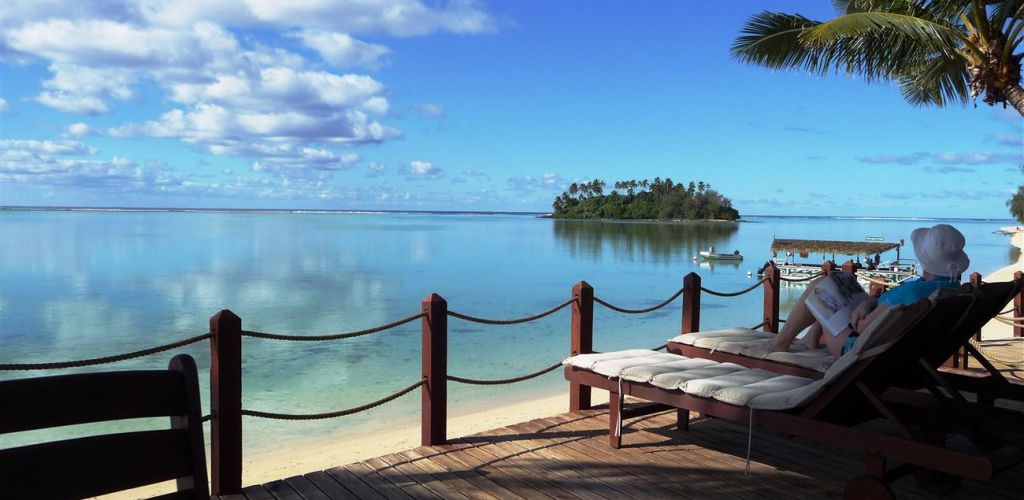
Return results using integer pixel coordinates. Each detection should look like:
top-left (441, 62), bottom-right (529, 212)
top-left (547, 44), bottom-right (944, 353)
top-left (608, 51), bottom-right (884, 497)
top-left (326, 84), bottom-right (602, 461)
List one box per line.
top-left (551, 178), bottom-right (740, 221)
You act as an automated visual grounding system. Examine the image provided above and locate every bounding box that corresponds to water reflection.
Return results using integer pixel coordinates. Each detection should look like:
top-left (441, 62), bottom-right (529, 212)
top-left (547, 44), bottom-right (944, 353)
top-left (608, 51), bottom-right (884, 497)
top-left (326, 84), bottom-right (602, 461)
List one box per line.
top-left (553, 219), bottom-right (739, 263)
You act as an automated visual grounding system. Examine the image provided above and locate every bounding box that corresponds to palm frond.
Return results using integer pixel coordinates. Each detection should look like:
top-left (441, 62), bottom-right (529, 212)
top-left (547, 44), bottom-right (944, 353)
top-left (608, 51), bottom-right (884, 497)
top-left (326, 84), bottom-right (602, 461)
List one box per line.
top-left (803, 12), bottom-right (962, 50)
top-left (832, 0), bottom-right (927, 16)
top-left (731, 12), bottom-right (828, 71)
top-left (897, 53), bottom-right (972, 106)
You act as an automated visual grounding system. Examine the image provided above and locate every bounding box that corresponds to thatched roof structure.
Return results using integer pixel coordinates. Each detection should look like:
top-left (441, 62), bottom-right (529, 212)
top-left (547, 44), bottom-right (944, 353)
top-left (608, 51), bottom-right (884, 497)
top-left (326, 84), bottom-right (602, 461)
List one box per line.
top-left (771, 238), bottom-right (901, 256)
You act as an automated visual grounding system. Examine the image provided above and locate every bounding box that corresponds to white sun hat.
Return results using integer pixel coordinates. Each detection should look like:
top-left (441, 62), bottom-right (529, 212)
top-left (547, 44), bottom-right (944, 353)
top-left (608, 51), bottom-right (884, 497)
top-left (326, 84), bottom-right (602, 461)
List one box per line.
top-left (910, 224), bottom-right (970, 278)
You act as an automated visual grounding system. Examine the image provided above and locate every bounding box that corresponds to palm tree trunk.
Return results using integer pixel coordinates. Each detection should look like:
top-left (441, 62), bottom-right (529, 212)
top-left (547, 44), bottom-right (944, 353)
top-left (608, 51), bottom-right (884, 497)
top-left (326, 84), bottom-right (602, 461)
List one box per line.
top-left (1007, 84), bottom-right (1024, 117)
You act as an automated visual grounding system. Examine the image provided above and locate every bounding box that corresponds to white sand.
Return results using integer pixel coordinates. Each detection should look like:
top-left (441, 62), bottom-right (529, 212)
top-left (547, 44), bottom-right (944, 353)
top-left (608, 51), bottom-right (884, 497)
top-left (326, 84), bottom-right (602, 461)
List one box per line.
top-left (981, 227), bottom-right (1023, 340)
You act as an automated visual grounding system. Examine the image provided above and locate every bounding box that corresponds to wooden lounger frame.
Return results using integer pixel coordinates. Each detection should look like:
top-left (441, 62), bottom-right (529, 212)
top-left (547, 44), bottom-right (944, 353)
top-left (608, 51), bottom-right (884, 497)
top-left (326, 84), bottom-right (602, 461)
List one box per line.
top-left (564, 290), bottom-right (1023, 498)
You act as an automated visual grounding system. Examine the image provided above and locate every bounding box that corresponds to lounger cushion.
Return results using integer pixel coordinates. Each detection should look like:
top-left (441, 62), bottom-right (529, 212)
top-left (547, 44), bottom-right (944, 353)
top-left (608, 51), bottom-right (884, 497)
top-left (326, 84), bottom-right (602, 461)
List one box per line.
top-left (650, 363), bottom-right (748, 390)
top-left (714, 375), bottom-right (816, 406)
top-left (562, 349), bottom-right (662, 370)
top-left (618, 358), bottom-right (719, 383)
top-left (670, 329), bottom-right (836, 372)
top-left (589, 353), bottom-right (683, 378)
top-left (682, 368), bottom-right (780, 398)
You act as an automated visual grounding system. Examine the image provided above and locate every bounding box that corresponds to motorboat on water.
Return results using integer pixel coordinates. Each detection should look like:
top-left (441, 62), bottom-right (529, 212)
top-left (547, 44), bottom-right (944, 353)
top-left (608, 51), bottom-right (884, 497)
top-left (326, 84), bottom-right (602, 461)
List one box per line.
top-left (698, 246), bottom-right (743, 261)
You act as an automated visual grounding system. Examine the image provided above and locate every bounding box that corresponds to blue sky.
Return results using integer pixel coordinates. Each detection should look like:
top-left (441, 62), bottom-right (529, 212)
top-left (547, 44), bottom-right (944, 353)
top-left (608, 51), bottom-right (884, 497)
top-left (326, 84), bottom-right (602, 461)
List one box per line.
top-left (1, 1), bottom-right (1021, 217)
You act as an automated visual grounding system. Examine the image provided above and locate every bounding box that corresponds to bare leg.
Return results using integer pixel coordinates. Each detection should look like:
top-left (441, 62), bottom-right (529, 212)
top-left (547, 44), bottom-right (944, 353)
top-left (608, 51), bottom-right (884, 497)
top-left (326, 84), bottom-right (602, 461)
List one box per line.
top-left (798, 322), bottom-right (823, 348)
top-left (770, 277), bottom-right (824, 352)
top-left (823, 327), bottom-right (855, 359)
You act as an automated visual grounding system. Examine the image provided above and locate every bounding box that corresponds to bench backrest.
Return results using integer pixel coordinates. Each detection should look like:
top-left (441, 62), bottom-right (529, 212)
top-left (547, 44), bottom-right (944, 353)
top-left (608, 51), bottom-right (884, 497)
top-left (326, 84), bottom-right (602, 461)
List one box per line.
top-left (0, 354), bottom-right (209, 500)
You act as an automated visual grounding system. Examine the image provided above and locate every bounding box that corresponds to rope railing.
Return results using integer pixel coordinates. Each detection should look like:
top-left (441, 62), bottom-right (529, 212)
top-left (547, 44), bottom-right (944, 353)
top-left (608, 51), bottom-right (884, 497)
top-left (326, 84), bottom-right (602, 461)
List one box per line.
top-left (593, 287), bottom-right (686, 314)
top-left (240, 379), bottom-right (425, 420)
top-left (779, 272), bottom-right (823, 283)
top-left (992, 315), bottom-right (1024, 326)
top-left (241, 312), bottom-right (425, 341)
top-left (858, 275), bottom-right (899, 288)
top-left (968, 338), bottom-right (1024, 368)
top-left (700, 279), bottom-right (767, 298)
top-left (447, 298), bottom-right (576, 325)
top-left (749, 320), bottom-right (768, 330)
top-left (448, 362), bottom-right (563, 385)
top-left (0, 333), bottom-right (211, 371)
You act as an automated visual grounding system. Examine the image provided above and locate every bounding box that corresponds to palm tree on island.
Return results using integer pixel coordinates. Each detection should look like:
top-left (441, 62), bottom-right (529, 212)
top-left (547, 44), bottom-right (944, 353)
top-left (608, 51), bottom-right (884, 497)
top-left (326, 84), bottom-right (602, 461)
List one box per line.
top-left (732, 1), bottom-right (1024, 116)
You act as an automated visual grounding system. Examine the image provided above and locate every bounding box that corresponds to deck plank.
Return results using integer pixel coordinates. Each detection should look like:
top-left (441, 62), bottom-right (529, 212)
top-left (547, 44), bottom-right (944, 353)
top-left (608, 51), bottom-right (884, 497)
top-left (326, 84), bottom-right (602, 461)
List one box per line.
top-left (282, 476), bottom-right (332, 500)
top-left (241, 409), bottom-right (1022, 500)
top-left (303, 471), bottom-right (358, 500)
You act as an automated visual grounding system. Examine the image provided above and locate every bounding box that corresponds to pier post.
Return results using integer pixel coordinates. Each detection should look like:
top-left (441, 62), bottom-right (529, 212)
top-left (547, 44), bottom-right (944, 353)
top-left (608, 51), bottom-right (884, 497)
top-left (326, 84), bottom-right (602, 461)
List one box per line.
top-left (821, 261), bottom-right (837, 276)
top-left (682, 273), bottom-right (701, 334)
top-left (841, 260), bottom-right (856, 274)
top-left (762, 263), bottom-right (780, 333)
top-left (1015, 271), bottom-right (1023, 338)
top-left (210, 310), bottom-right (242, 495)
top-left (422, 293), bottom-right (448, 446)
top-left (570, 281), bottom-right (594, 412)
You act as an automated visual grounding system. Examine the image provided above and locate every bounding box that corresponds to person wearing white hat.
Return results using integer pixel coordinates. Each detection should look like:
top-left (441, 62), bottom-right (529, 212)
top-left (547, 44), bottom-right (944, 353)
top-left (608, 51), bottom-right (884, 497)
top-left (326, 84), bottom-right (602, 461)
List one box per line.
top-left (771, 224), bottom-right (970, 358)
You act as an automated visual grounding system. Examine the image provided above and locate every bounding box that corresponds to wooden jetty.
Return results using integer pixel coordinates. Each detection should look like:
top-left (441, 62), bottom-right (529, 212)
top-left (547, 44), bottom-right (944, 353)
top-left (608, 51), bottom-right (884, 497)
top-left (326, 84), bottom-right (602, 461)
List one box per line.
top-left (221, 407), bottom-right (1024, 500)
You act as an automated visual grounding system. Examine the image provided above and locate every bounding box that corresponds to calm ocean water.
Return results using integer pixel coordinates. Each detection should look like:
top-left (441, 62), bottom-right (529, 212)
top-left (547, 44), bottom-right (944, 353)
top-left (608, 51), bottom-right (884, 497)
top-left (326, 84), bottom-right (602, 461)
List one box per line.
top-left (1, 210), bottom-right (1018, 452)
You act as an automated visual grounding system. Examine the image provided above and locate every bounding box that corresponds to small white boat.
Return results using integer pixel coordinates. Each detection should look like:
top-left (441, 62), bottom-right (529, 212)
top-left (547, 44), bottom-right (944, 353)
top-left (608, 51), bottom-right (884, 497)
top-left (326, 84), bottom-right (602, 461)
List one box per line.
top-left (699, 246), bottom-right (743, 261)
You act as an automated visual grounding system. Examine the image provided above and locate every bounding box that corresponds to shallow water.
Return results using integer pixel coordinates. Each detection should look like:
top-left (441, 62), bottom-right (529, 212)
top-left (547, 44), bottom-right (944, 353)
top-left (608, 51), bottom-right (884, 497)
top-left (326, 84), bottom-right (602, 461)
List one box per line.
top-left (0, 210), bottom-right (1017, 452)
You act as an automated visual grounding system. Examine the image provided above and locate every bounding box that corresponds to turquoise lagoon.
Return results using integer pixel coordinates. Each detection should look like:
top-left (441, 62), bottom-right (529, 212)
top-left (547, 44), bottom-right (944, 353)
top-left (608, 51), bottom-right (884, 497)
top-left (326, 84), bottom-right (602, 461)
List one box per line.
top-left (1, 210), bottom-right (1018, 452)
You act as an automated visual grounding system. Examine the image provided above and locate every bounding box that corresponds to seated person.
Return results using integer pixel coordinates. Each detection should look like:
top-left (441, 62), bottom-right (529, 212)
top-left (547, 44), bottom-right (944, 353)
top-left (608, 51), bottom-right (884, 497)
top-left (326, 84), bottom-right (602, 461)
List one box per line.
top-left (770, 224), bottom-right (970, 359)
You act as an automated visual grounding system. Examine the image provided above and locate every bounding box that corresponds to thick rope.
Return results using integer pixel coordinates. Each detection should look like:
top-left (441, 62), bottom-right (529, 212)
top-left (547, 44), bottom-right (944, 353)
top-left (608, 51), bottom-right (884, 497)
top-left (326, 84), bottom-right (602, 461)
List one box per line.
top-left (447, 362), bottom-right (562, 385)
top-left (992, 315), bottom-right (1024, 326)
top-left (701, 279), bottom-right (767, 298)
top-left (969, 338), bottom-right (1024, 367)
top-left (242, 313), bottom-right (425, 341)
top-left (447, 298), bottom-right (575, 325)
top-left (241, 379), bottom-right (425, 420)
top-left (778, 272), bottom-right (823, 283)
top-left (201, 414), bottom-right (213, 422)
top-left (750, 321), bottom-right (768, 330)
top-left (594, 287), bottom-right (686, 314)
top-left (651, 343), bottom-right (668, 351)
top-left (0, 333), bottom-right (211, 371)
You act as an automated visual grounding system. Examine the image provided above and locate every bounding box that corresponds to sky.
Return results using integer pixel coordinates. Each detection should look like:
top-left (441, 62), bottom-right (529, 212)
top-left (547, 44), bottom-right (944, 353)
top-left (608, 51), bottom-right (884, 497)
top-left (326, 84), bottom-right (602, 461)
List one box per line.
top-left (1, 1), bottom-right (1022, 217)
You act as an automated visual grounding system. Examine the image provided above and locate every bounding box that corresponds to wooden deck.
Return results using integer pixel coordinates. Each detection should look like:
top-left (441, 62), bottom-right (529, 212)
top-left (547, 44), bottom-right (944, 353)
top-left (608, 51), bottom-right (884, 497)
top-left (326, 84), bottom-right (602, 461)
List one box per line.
top-left (222, 407), bottom-right (1023, 500)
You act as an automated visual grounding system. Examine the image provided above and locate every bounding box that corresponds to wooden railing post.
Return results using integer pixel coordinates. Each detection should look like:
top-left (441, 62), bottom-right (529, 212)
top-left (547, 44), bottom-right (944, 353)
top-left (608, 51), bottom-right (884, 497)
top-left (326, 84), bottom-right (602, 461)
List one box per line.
top-left (682, 273), bottom-right (701, 334)
top-left (1014, 271), bottom-right (1023, 338)
top-left (821, 261), bottom-right (837, 276)
top-left (210, 310), bottom-right (242, 495)
top-left (570, 281), bottom-right (594, 412)
top-left (762, 263), bottom-right (780, 333)
top-left (421, 293), bottom-right (448, 446)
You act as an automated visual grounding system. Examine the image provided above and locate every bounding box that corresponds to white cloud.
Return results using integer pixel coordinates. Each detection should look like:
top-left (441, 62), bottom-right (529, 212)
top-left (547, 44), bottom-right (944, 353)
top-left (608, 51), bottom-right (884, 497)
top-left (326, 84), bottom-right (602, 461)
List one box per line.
top-left (0, 139), bottom-right (96, 155)
top-left (857, 151), bottom-right (1022, 166)
top-left (0, 98), bottom-right (7, 113)
top-left (67, 123), bottom-right (91, 136)
top-left (242, 0), bottom-right (495, 37)
top-left (415, 103), bottom-right (445, 117)
top-left (405, 160), bottom-right (443, 179)
top-left (294, 30), bottom-right (390, 69)
top-left (507, 172), bottom-right (564, 191)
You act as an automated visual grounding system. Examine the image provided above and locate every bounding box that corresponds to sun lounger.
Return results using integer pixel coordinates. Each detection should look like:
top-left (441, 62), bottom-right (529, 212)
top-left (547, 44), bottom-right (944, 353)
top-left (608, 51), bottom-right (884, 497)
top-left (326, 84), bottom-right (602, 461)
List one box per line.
top-left (0, 354), bottom-right (209, 500)
top-left (563, 291), bottom-right (1023, 498)
top-left (667, 279), bottom-right (1024, 406)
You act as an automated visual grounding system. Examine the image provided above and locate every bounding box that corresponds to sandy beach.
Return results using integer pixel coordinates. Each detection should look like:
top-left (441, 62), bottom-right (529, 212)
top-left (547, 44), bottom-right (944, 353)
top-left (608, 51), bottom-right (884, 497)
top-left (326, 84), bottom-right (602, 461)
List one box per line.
top-left (981, 227), bottom-right (1023, 340)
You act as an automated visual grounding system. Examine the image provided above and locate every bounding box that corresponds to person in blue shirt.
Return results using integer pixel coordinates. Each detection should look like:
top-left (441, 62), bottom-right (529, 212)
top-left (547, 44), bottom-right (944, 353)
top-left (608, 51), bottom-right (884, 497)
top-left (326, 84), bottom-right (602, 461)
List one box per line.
top-left (770, 224), bottom-right (969, 359)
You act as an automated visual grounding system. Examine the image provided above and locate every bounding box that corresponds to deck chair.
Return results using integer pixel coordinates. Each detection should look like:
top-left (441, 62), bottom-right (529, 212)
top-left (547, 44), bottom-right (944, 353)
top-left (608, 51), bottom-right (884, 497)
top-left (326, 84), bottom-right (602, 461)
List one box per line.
top-left (668, 278), bottom-right (1024, 407)
top-left (563, 292), bottom-right (1022, 498)
top-left (0, 354), bottom-right (209, 500)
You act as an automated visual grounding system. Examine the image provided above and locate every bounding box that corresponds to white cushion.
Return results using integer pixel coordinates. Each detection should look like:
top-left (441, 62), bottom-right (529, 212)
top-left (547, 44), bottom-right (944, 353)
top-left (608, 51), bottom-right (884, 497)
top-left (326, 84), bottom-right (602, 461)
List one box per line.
top-left (563, 349), bottom-right (661, 370)
top-left (650, 363), bottom-right (747, 390)
top-left (682, 368), bottom-right (780, 398)
top-left (590, 353), bottom-right (683, 378)
top-left (714, 375), bottom-right (816, 406)
top-left (618, 358), bottom-right (718, 383)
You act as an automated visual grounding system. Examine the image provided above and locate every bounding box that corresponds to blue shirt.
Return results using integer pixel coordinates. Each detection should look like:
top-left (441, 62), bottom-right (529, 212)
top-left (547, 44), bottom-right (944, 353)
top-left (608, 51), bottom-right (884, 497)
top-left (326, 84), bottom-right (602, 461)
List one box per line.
top-left (878, 275), bottom-right (960, 307)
